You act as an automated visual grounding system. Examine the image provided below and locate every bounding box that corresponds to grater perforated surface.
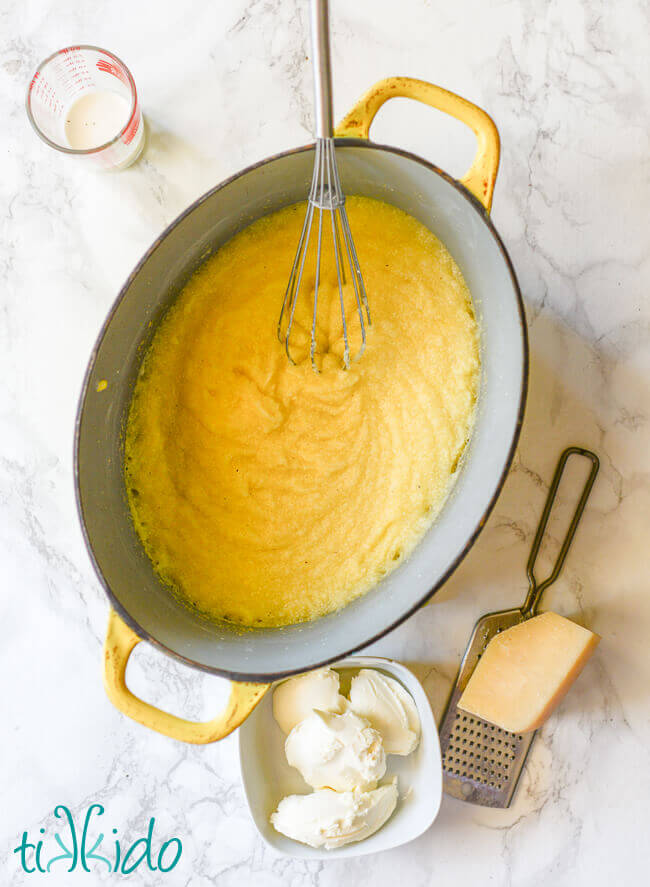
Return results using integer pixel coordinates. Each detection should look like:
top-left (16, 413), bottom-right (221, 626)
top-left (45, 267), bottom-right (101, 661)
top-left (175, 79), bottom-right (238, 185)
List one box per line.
top-left (444, 712), bottom-right (524, 789)
top-left (439, 608), bottom-right (534, 807)
top-left (440, 677), bottom-right (533, 807)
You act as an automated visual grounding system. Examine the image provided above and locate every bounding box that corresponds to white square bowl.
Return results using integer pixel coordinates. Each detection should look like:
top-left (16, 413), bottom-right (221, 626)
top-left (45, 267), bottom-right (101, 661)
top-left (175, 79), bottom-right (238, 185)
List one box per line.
top-left (238, 656), bottom-right (442, 859)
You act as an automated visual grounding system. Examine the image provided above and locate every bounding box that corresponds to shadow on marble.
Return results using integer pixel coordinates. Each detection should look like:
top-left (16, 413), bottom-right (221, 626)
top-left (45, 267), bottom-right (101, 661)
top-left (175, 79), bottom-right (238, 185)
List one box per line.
top-left (135, 116), bottom-right (223, 215)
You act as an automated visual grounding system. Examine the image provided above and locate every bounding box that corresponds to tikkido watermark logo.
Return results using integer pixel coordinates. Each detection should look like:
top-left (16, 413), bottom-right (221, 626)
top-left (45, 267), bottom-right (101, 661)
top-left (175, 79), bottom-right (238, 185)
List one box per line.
top-left (14, 805), bottom-right (183, 875)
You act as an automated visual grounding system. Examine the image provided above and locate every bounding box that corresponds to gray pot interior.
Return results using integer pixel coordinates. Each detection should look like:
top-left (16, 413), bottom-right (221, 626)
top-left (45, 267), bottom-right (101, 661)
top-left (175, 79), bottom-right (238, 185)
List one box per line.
top-left (76, 142), bottom-right (526, 680)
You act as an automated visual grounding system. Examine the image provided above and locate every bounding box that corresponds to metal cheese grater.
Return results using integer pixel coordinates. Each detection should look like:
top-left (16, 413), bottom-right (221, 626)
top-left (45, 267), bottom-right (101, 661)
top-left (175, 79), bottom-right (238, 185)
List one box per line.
top-left (439, 446), bottom-right (599, 808)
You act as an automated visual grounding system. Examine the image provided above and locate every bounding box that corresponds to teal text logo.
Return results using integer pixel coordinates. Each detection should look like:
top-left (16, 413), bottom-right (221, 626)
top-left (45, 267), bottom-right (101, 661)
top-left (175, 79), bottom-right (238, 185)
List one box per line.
top-left (14, 805), bottom-right (182, 875)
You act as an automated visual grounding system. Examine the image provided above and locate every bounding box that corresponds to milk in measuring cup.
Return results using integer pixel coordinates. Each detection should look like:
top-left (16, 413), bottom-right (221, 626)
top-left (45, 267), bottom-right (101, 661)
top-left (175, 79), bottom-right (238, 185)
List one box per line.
top-left (64, 91), bottom-right (132, 150)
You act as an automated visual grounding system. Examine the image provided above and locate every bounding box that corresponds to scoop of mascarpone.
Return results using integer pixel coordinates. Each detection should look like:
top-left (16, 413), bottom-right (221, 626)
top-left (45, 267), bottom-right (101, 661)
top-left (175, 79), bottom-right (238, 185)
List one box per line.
top-left (273, 667), bottom-right (347, 735)
top-left (270, 783), bottom-right (398, 849)
top-left (348, 669), bottom-right (421, 755)
top-left (285, 709), bottom-right (386, 791)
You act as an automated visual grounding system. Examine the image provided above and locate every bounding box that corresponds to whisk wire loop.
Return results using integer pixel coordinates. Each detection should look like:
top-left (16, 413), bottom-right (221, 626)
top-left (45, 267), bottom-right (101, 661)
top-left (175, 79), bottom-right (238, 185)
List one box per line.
top-left (278, 138), bottom-right (371, 372)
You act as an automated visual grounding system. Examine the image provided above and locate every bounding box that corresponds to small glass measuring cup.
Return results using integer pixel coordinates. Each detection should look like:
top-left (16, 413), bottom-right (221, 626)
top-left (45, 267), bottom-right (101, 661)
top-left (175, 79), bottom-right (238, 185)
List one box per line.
top-left (26, 45), bottom-right (145, 170)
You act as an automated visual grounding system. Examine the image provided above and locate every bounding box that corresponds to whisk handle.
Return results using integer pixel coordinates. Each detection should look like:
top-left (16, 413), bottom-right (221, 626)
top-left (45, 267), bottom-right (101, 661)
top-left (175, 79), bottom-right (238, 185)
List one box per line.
top-left (311, 0), bottom-right (334, 138)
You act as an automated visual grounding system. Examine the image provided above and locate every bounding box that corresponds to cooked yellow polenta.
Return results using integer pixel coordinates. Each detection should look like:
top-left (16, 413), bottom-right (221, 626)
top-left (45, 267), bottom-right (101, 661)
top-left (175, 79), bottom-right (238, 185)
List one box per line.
top-left (125, 197), bottom-right (479, 627)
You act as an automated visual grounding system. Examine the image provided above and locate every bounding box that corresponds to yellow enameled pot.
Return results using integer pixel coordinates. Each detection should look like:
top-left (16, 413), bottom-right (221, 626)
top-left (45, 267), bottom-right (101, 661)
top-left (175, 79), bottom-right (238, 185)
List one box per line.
top-left (76, 78), bottom-right (527, 743)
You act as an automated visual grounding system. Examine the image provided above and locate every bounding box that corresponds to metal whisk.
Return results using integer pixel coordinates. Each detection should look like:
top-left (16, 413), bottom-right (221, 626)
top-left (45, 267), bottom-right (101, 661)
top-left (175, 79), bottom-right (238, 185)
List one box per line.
top-left (278, 0), bottom-right (371, 372)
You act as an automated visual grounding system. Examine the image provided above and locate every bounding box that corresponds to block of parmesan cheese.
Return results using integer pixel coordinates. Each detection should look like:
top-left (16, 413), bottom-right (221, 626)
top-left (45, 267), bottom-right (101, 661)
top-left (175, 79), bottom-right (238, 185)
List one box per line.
top-left (458, 611), bottom-right (600, 733)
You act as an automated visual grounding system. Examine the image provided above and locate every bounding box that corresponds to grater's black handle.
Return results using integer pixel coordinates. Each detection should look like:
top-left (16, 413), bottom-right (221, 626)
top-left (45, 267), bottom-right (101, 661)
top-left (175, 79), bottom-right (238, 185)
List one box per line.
top-left (521, 446), bottom-right (599, 617)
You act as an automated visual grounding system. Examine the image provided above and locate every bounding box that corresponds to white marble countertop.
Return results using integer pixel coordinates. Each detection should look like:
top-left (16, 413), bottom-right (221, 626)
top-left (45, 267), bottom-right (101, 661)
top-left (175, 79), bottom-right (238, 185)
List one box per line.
top-left (2, 0), bottom-right (649, 883)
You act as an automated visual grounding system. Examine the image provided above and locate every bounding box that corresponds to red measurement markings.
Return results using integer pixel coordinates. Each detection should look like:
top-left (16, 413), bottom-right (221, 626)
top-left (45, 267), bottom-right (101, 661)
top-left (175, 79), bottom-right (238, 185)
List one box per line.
top-left (96, 57), bottom-right (129, 86)
top-left (32, 76), bottom-right (64, 115)
top-left (121, 106), bottom-right (140, 145)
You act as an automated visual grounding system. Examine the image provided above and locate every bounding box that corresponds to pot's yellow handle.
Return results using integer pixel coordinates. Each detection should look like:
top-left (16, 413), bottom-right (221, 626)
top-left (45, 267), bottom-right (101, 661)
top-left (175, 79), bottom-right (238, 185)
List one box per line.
top-left (103, 610), bottom-right (269, 743)
top-left (336, 76), bottom-right (500, 212)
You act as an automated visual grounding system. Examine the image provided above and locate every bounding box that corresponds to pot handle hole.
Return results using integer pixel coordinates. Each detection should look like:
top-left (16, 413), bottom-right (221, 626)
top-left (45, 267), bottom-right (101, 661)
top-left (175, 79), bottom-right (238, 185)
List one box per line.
top-left (103, 609), bottom-right (269, 743)
top-left (335, 76), bottom-right (500, 212)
